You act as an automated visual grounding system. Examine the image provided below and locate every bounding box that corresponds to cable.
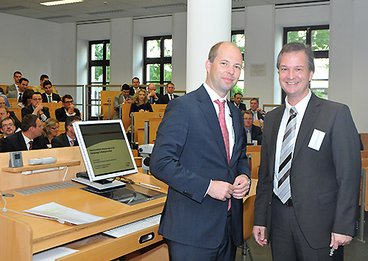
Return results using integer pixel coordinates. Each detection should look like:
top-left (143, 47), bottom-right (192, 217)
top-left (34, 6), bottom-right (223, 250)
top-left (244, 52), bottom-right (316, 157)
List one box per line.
top-left (62, 166), bottom-right (69, 182)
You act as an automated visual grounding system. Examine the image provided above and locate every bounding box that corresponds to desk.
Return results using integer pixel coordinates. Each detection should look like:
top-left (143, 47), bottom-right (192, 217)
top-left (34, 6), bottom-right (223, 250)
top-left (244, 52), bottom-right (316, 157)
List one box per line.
top-left (0, 147), bottom-right (167, 261)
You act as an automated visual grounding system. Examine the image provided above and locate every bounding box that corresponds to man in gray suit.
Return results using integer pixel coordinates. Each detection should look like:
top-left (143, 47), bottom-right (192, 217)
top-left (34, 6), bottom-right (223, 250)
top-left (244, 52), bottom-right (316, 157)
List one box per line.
top-left (151, 42), bottom-right (251, 260)
top-left (7, 71), bottom-right (22, 98)
top-left (253, 43), bottom-right (361, 260)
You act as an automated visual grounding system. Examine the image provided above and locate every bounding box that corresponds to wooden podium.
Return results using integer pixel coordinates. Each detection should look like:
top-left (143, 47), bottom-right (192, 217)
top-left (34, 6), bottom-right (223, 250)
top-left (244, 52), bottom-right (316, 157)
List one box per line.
top-left (0, 147), bottom-right (168, 260)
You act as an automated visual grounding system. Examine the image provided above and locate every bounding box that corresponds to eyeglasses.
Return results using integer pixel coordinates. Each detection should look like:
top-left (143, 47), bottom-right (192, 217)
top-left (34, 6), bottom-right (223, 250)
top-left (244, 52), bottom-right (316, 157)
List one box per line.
top-left (64, 100), bottom-right (73, 104)
top-left (33, 98), bottom-right (42, 101)
top-left (2, 123), bottom-right (14, 128)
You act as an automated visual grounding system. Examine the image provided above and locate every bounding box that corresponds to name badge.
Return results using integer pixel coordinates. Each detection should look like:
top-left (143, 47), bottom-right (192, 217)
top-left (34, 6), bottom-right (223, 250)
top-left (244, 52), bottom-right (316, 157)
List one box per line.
top-left (308, 129), bottom-right (325, 151)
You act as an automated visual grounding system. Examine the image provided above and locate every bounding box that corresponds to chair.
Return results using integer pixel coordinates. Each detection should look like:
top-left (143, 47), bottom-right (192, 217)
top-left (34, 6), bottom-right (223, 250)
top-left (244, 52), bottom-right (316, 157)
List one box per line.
top-left (100, 90), bottom-right (121, 120)
top-left (151, 104), bottom-right (167, 114)
top-left (246, 145), bottom-right (261, 179)
top-left (121, 102), bottom-right (132, 132)
top-left (42, 102), bottom-right (62, 119)
top-left (242, 194), bottom-right (256, 260)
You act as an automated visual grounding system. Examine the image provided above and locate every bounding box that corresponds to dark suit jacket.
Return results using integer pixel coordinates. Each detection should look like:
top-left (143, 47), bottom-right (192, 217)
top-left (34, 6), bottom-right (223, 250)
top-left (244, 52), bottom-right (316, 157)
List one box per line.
top-left (55, 107), bottom-right (81, 122)
top-left (245, 124), bottom-right (262, 145)
top-left (41, 93), bottom-right (61, 103)
top-left (150, 85), bottom-right (249, 248)
top-left (129, 86), bottom-right (145, 96)
top-left (232, 101), bottom-right (247, 111)
top-left (1, 131), bottom-right (48, 152)
top-left (21, 105), bottom-right (50, 120)
top-left (51, 133), bottom-right (78, 148)
top-left (9, 111), bottom-right (21, 129)
top-left (159, 93), bottom-right (179, 104)
top-left (129, 102), bottom-right (153, 114)
top-left (254, 93), bottom-right (361, 249)
top-left (251, 110), bottom-right (264, 121)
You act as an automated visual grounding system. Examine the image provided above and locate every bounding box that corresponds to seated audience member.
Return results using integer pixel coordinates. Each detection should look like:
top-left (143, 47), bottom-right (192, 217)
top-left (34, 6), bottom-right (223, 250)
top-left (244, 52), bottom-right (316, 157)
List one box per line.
top-left (2, 114), bottom-right (47, 152)
top-left (52, 116), bottom-right (80, 148)
top-left (0, 88), bottom-right (10, 107)
top-left (130, 77), bottom-right (142, 96)
top-left (249, 97), bottom-right (265, 121)
top-left (129, 89), bottom-right (153, 115)
top-left (43, 118), bottom-right (60, 147)
top-left (21, 92), bottom-right (50, 122)
top-left (243, 110), bottom-right (262, 145)
top-left (6, 71), bottom-right (22, 98)
top-left (147, 83), bottom-right (162, 104)
top-left (0, 117), bottom-right (16, 138)
top-left (33, 74), bottom-right (59, 94)
top-left (232, 92), bottom-right (247, 111)
top-left (41, 80), bottom-right (61, 103)
top-left (8, 77), bottom-right (30, 103)
top-left (0, 106), bottom-right (21, 130)
top-left (20, 89), bottom-right (35, 108)
top-left (55, 95), bottom-right (81, 122)
top-left (113, 84), bottom-right (133, 119)
top-left (160, 82), bottom-right (178, 104)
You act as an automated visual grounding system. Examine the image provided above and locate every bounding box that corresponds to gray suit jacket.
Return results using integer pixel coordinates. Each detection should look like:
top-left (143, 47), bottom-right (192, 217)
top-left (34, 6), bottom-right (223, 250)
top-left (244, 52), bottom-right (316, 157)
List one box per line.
top-left (254, 93), bottom-right (361, 249)
top-left (7, 84), bottom-right (17, 98)
top-left (150, 85), bottom-right (249, 248)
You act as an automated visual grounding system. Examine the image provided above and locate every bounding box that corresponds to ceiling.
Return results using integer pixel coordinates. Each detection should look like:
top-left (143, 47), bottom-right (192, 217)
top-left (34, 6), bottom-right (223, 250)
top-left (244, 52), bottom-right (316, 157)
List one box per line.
top-left (0, 0), bottom-right (329, 24)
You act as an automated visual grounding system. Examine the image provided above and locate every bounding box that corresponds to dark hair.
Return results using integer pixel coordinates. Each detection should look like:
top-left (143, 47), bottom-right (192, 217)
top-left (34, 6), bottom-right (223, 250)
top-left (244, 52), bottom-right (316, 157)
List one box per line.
top-left (40, 74), bottom-right (49, 81)
top-left (132, 77), bottom-right (140, 83)
top-left (22, 89), bottom-right (35, 106)
top-left (243, 110), bottom-right (253, 116)
top-left (32, 92), bottom-right (42, 98)
top-left (0, 116), bottom-right (15, 127)
top-left (276, 42), bottom-right (315, 72)
top-left (250, 98), bottom-right (259, 103)
top-left (13, 71), bottom-right (22, 77)
top-left (65, 115), bottom-right (81, 127)
top-left (166, 82), bottom-right (175, 88)
top-left (62, 94), bottom-right (73, 103)
top-left (234, 92), bottom-right (243, 97)
top-left (121, 84), bottom-right (131, 91)
top-left (19, 77), bottom-right (29, 84)
top-left (21, 114), bottom-right (38, 131)
top-left (42, 80), bottom-right (52, 88)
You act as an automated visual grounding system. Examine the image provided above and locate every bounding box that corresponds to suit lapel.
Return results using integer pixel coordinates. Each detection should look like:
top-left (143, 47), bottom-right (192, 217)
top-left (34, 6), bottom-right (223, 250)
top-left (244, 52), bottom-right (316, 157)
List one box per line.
top-left (269, 106), bottom-right (286, 177)
top-left (229, 102), bottom-right (241, 166)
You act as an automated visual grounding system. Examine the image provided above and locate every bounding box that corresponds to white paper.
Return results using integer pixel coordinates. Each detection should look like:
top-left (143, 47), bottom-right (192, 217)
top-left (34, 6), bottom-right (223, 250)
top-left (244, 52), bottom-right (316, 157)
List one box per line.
top-left (308, 129), bottom-right (325, 151)
top-left (25, 202), bottom-right (103, 225)
top-left (33, 247), bottom-right (78, 261)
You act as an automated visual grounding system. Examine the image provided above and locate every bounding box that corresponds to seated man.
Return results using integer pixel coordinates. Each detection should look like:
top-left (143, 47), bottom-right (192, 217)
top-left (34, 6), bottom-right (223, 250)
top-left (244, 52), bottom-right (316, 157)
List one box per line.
top-left (160, 82), bottom-right (178, 104)
top-left (249, 98), bottom-right (265, 121)
top-left (147, 83), bottom-right (163, 104)
top-left (243, 110), bottom-right (262, 145)
top-left (0, 117), bottom-right (17, 138)
top-left (0, 87), bottom-right (10, 107)
top-left (55, 95), bottom-right (81, 122)
top-left (41, 80), bottom-right (61, 103)
top-left (21, 92), bottom-right (50, 122)
top-left (113, 84), bottom-right (133, 119)
top-left (52, 116), bottom-right (80, 148)
top-left (2, 114), bottom-right (48, 152)
top-left (0, 97), bottom-right (21, 129)
top-left (6, 71), bottom-right (22, 98)
top-left (232, 92), bottom-right (247, 111)
top-left (33, 74), bottom-right (59, 94)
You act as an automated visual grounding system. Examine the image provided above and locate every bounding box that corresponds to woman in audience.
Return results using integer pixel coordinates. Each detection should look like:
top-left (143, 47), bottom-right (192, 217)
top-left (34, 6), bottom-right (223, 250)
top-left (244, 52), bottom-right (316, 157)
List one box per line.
top-left (129, 89), bottom-right (153, 115)
top-left (43, 118), bottom-right (60, 148)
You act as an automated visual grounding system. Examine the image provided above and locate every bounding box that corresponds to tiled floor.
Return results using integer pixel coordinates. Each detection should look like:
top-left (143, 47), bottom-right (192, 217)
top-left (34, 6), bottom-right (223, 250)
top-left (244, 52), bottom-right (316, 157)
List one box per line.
top-left (236, 212), bottom-right (368, 261)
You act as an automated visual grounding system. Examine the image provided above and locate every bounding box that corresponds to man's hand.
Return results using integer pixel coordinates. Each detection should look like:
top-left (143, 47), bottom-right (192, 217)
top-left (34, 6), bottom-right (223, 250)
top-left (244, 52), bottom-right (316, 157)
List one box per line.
top-left (232, 174), bottom-right (251, 199)
top-left (253, 226), bottom-right (268, 246)
top-left (207, 180), bottom-right (234, 201)
top-left (33, 103), bottom-right (43, 115)
top-left (330, 232), bottom-right (352, 249)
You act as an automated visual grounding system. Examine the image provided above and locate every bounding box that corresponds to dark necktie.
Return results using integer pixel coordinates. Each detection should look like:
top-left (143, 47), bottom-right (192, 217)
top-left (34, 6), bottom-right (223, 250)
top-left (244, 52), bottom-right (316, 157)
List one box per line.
top-left (48, 95), bottom-right (52, 103)
top-left (18, 92), bottom-right (23, 102)
top-left (275, 107), bottom-right (297, 203)
top-left (28, 140), bottom-right (33, 150)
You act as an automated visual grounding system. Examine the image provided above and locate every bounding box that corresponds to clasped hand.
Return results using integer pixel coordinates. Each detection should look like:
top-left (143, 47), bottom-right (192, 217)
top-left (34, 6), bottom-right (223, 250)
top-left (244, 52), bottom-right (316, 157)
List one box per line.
top-left (208, 174), bottom-right (250, 201)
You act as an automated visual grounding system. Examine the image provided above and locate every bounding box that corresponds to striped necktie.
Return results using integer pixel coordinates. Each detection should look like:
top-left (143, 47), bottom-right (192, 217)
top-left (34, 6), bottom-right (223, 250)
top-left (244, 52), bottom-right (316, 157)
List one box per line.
top-left (274, 107), bottom-right (297, 203)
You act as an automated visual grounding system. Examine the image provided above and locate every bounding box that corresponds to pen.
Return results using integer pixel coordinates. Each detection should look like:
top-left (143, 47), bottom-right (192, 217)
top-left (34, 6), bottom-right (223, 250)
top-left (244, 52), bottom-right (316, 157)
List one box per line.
top-left (137, 182), bottom-right (161, 190)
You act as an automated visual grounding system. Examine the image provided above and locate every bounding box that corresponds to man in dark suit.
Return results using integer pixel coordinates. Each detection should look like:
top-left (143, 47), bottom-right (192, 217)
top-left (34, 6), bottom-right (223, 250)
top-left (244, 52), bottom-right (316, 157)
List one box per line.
top-left (232, 92), bottom-right (247, 112)
top-left (243, 110), bottom-right (262, 145)
top-left (41, 80), bottom-right (61, 103)
top-left (147, 83), bottom-right (163, 104)
top-left (150, 42), bottom-right (251, 260)
top-left (253, 43), bottom-right (361, 261)
top-left (249, 98), bottom-right (265, 121)
top-left (129, 77), bottom-right (143, 96)
top-left (21, 92), bottom-right (50, 122)
top-left (55, 95), bottom-right (81, 122)
top-left (52, 116), bottom-right (80, 148)
top-left (2, 114), bottom-right (48, 152)
top-left (160, 82), bottom-right (179, 104)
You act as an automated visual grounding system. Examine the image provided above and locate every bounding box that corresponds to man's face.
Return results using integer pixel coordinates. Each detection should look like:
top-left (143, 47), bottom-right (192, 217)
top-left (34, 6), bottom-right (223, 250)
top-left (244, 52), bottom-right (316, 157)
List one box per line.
top-left (63, 98), bottom-right (74, 109)
top-left (0, 108), bottom-right (8, 119)
top-left (44, 84), bottom-right (53, 95)
top-left (122, 90), bottom-right (130, 98)
top-left (41, 77), bottom-right (49, 86)
top-left (19, 80), bottom-right (29, 92)
top-left (243, 113), bottom-right (253, 128)
top-left (234, 94), bottom-right (242, 105)
top-left (132, 79), bottom-right (140, 88)
top-left (67, 120), bottom-right (79, 137)
top-left (30, 118), bottom-right (44, 138)
top-left (278, 50), bottom-right (313, 102)
top-left (166, 84), bottom-right (175, 94)
top-left (0, 97), bottom-right (6, 108)
top-left (1, 119), bottom-right (15, 137)
top-left (205, 43), bottom-right (243, 97)
top-left (250, 100), bottom-right (259, 111)
top-left (14, 73), bottom-right (22, 84)
top-left (31, 94), bottom-right (42, 107)
top-left (148, 84), bottom-right (156, 93)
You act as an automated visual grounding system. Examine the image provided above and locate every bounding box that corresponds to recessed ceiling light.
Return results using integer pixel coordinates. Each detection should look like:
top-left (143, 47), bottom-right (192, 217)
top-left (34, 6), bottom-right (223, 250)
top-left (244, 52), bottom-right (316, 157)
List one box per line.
top-left (40, 0), bottom-right (84, 7)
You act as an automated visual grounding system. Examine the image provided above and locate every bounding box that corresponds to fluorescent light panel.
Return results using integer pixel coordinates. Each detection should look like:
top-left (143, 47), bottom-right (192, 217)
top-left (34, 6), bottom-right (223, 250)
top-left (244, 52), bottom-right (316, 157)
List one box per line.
top-left (40, 0), bottom-right (84, 7)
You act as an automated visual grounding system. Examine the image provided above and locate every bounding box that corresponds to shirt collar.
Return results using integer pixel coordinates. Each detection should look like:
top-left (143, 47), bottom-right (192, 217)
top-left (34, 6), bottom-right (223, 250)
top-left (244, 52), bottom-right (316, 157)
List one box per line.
top-left (285, 89), bottom-right (312, 116)
top-left (203, 83), bottom-right (227, 103)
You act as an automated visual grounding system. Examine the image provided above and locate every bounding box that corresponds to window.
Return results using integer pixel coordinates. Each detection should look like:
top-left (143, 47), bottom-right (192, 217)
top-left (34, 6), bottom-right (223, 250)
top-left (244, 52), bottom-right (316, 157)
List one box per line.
top-left (143, 36), bottom-right (172, 94)
top-left (231, 30), bottom-right (245, 97)
top-left (88, 40), bottom-right (110, 119)
top-left (284, 25), bottom-right (329, 99)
